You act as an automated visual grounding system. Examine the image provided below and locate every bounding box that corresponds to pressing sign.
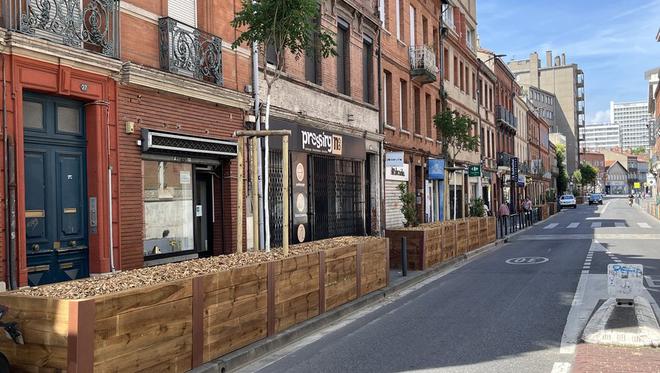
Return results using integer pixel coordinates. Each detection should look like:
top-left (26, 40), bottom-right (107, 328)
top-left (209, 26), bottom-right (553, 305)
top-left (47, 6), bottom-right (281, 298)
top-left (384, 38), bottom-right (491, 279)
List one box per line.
top-left (608, 264), bottom-right (643, 298)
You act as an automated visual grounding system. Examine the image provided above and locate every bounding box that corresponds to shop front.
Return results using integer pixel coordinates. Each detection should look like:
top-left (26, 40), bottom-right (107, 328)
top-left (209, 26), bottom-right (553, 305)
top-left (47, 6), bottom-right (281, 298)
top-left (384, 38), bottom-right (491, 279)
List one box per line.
top-left (426, 159), bottom-right (445, 222)
top-left (268, 118), bottom-right (373, 246)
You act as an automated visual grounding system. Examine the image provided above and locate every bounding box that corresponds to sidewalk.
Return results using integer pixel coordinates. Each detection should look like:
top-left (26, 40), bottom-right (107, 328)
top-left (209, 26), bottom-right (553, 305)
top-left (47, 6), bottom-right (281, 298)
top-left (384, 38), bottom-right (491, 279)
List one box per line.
top-left (573, 344), bottom-right (660, 373)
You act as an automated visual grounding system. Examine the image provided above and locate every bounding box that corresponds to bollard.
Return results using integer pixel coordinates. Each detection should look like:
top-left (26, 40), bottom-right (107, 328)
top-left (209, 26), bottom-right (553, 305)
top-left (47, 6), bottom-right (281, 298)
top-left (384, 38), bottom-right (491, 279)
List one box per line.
top-left (401, 236), bottom-right (408, 277)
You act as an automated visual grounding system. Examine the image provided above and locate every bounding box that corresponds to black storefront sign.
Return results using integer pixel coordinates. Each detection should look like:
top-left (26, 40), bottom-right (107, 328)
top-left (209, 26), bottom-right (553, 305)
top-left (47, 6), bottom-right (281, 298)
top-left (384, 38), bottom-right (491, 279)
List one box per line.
top-left (268, 118), bottom-right (366, 160)
top-left (510, 157), bottom-right (519, 181)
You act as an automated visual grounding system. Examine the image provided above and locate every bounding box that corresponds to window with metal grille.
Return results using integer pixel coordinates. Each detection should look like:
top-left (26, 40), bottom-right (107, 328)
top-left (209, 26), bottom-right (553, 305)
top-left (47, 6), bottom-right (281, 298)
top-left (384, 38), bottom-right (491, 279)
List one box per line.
top-left (268, 150), bottom-right (284, 247)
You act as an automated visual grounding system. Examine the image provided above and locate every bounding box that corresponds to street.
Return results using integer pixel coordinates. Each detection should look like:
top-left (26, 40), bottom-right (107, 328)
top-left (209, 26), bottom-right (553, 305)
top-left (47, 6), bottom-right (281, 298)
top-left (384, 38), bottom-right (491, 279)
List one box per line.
top-left (237, 198), bottom-right (660, 373)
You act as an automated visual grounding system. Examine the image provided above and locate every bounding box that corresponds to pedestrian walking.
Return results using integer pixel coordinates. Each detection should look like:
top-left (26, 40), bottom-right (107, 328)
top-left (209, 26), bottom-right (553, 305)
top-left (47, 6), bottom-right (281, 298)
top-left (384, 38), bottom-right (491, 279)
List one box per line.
top-left (499, 201), bottom-right (510, 217)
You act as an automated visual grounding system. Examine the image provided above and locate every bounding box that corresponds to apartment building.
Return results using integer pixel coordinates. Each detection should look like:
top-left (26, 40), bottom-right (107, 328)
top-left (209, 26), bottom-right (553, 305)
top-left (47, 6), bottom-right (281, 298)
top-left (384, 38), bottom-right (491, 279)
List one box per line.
top-left (527, 86), bottom-right (556, 133)
top-left (610, 100), bottom-right (652, 151)
top-left (508, 51), bottom-right (584, 175)
top-left (476, 58), bottom-right (497, 211)
top-left (478, 49), bottom-right (519, 212)
top-left (513, 94), bottom-right (529, 202)
top-left (580, 152), bottom-right (606, 191)
top-left (264, 1), bottom-right (382, 245)
top-left (381, 0), bottom-right (443, 227)
top-left (583, 123), bottom-right (621, 150)
top-left (527, 109), bottom-right (550, 203)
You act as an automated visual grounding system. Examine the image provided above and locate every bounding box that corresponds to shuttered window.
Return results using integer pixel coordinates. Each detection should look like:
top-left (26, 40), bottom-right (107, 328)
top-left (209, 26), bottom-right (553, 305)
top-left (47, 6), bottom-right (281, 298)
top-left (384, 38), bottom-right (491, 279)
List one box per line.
top-left (169, 0), bottom-right (197, 27)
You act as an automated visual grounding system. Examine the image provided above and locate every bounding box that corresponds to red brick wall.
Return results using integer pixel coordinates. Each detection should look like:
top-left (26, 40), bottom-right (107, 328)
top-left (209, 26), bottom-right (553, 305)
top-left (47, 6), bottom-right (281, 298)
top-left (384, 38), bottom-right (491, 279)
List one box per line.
top-left (117, 87), bottom-right (244, 269)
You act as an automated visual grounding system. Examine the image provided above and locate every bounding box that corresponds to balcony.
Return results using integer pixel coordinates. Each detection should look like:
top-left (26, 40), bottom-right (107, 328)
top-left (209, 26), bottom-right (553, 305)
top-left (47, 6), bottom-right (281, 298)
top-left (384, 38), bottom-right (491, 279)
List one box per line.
top-left (4, 0), bottom-right (119, 57)
top-left (577, 103), bottom-right (585, 115)
top-left (409, 45), bottom-right (438, 84)
top-left (159, 17), bottom-right (223, 86)
top-left (497, 152), bottom-right (514, 168)
top-left (496, 105), bottom-right (517, 131)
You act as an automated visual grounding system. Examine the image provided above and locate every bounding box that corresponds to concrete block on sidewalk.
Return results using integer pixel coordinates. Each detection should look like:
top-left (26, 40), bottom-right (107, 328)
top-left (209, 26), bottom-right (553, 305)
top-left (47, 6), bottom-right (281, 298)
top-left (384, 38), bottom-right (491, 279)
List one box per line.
top-left (582, 297), bottom-right (660, 347)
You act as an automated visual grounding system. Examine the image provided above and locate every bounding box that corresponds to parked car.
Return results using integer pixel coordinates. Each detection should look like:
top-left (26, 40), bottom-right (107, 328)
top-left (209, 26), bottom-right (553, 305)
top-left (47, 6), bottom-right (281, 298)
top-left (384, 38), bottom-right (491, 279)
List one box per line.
top-left (588, 193), bottom-right (603, 205)
top-left (559, 194), bottom-right (577, 209)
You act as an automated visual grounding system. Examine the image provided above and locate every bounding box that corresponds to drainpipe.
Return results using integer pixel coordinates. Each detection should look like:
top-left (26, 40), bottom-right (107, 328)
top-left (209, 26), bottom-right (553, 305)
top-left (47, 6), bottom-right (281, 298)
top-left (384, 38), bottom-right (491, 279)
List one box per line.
top-left (2, 55), bottom-right (17, 289)
top-left (377, 25), bottom-right (385, 236)
top-left (103, 103), bottom-right (116, 273)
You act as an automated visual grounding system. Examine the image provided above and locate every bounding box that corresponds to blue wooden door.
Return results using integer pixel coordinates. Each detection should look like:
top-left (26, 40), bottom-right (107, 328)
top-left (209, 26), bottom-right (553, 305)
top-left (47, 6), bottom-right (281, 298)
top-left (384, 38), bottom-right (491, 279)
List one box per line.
top-left (23, 93), bottom-right (88, 286)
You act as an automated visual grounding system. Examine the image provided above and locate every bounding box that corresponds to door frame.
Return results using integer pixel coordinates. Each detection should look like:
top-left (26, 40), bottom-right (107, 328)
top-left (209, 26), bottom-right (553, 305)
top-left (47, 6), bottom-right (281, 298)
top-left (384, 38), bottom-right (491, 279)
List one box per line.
top-left (9, 56), bottom-right (119, 286)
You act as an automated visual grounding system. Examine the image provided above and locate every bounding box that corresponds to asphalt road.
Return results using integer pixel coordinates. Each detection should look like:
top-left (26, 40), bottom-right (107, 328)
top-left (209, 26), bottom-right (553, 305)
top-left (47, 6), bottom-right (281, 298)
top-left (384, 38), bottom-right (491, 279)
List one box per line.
top-left (236, 197), bottom-right (660, 373)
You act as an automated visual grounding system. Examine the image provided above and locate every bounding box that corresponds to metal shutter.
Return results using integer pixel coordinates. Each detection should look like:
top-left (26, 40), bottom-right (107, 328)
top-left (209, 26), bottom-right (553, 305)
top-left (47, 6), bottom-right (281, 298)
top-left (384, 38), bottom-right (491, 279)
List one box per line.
top-left (168, 0), bottom-right (197, 27)
top-left (385, 180), bottom-right (405, 228)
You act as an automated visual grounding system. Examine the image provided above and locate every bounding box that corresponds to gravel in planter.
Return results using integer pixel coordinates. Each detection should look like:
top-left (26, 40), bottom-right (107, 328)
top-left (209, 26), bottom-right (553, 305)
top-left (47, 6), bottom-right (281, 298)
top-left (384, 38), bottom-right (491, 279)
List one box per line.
top-left (15, 236), bottom-right (377, 299)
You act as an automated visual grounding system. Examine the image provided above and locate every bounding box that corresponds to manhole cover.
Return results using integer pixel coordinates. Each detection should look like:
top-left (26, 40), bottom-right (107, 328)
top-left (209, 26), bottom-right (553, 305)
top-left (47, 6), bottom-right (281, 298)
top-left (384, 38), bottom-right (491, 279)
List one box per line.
top-left (505, 257), bottom-right (549, 265)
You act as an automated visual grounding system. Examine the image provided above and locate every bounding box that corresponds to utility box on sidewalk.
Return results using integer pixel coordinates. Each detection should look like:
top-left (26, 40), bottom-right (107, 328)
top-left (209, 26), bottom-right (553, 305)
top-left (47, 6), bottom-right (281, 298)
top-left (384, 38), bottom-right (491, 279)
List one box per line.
top-left (607, 264), bottom-right (644, 299)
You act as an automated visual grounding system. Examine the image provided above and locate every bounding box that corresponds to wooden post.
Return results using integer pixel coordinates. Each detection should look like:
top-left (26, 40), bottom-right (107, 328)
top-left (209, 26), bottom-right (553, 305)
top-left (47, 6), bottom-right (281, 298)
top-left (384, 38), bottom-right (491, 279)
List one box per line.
top-left (236, 137), bottom-right (244, 253)
top-left (251, 137), bottom-right (260, 251)
top-left (282, 135), bottom-right (289, 255)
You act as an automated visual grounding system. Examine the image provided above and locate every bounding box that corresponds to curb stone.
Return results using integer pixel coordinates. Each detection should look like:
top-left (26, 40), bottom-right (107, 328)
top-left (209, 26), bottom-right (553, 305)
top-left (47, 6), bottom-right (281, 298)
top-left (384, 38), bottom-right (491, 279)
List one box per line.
top-left (192, 221), bottom-right (542, 373)
top-left (582, 297), bottom-right (660, 348)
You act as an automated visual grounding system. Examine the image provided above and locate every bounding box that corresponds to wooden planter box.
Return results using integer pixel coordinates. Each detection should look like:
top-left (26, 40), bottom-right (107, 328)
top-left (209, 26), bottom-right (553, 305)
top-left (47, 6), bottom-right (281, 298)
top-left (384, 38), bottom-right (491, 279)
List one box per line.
top-left (541, 204), bottom-right (550, 220)
top-left (0, 238), bottom-right (388, 372)
top-left (386, 218), bottom-right (497, 271)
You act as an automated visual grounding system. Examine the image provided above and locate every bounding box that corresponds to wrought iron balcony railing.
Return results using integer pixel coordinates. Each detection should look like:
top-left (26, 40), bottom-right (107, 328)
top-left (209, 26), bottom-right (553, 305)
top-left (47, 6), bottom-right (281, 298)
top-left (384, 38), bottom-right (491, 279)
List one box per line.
top-left (159, 17), bottom-right (223, 86)
top-left (4, 0), bottom-right (119, 57)
top-left (496, 105), bottom-right (517, 130)
top-left (409, 45), bottom-right (438, 84)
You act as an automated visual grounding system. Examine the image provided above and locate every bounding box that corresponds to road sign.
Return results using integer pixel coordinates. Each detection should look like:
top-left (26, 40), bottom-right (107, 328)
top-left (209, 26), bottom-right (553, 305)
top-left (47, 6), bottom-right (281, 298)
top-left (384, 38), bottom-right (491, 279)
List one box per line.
top-left (510, 157), bottom-right (519, 181)
top-left (385, 151), bottom-right (404, 167)
top-left (505, 257), bottom-right (549, 265)
top-left (607, 264), bottom-right (643, 298)
top-left (468, 165), bottom-right (481, 177)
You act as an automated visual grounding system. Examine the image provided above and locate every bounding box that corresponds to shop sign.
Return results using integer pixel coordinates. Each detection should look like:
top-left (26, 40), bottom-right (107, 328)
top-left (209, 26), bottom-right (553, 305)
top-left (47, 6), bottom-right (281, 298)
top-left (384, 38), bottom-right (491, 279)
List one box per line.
top-left (386, 164), bottom-right (409, 181)
top-left (517, 175), bottom-right (526, 187)
top-left (427, 159), bottom-right (445, 180)
top-left (468, 165), bottom-right (481, 177)
top-left (385, 152), bottom-right (404, 167)
top-left (634, 182), bottom-right (641, 189)
top-left (301, 129), bottom-right (342, 155)
top-left (510, 157), bottom-right (519, 182)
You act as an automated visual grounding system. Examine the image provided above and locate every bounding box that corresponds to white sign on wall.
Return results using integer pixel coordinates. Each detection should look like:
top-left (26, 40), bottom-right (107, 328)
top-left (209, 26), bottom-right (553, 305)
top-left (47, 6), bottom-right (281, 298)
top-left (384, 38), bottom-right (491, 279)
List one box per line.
top-left (386, 164), bottom-right (409, 181)
top-left (385, 151), bottom-right (404, 167)
top-left (608, 264), bottom-right (644, 298)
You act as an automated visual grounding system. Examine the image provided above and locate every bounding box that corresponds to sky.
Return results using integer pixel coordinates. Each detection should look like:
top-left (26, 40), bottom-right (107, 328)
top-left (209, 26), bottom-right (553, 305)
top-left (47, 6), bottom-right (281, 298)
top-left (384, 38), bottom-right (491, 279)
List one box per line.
top-left (477, 0), bottom-right (660, 124)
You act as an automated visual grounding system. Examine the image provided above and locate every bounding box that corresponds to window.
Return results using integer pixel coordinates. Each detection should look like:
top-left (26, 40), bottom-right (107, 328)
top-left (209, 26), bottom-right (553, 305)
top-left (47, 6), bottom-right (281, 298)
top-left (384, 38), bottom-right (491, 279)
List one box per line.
top-left (459, 61), bottom-right (464, 91)
top-left (425, 93), bottom-right (432, 137)
top-left (409, 6), bottom-right (416, 47)
top-left (433, 27), bottom-right (439, 66)
top-left (422, 16), bottom-right (428, 45)
top-left (435, 99), bottom-right (441, 139)
top-left (453, 56), bottom-right (458, 86)
top-left (414, 87), bottom-right (421, 134)
top-left (396, 0), bottom-right (403, 40)
top-left (400, 79), bottom-right (408, 130)
top-left (266, 43), bottom-right (277, 66)
top-left (363, 37), bottom-right (374, 104)
top-left (442, 4), bottom-right (454, 29)
top-left (467, 28), bottom-right (475, 50)
top-left (169, 0), bottom-right (197, 27)
top-left (143, 160), bottom-right (194, 257)
top-left (379, 0), bottom-right (386, 26)
top-left (465, 65), bottom-right (469, 94)
top-left (480, 126), bottom-right (485, 155)
top-left (305, 12), bottom-right (321, 84)
top-left (471, 72), bottom-right (476, 99)
top-left (336, 19), bottom-right (350, 95)
top-left (384, 70), bottom-right (393, 125)
top-left (444, 48), bottom-right (449, 80)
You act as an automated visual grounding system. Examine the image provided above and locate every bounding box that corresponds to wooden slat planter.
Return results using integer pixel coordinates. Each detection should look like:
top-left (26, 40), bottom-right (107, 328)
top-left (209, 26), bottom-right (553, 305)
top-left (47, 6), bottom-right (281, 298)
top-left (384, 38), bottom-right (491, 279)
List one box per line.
top-left (0, 237), bottom-right (388, 372)
top-left (456, 220), bottom-right (468, 256)
top-left (478, 217), bottom-right (489, 247)
top-left (487, 217), bottom-right (497, 243)
top-left (467, 219), bottom-right (480, 252)
top-left (442, 223), bottom-right (457, 261)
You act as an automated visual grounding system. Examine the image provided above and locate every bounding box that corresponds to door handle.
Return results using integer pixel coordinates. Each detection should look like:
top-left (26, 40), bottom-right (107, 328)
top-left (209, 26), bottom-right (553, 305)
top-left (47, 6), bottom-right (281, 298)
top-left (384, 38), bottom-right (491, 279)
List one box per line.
top-left (31, 244), bottom-right (40, 252)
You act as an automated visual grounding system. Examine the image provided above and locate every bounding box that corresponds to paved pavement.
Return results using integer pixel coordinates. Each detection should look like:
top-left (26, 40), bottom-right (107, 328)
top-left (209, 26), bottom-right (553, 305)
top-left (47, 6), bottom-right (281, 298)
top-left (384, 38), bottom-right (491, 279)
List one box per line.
top-left (235, 197), bottom-right (660, 373)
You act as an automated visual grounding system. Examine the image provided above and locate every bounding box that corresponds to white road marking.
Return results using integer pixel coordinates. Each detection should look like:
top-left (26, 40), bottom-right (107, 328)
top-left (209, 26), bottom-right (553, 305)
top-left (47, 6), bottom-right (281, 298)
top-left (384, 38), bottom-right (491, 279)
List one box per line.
top-left (581, 270), bottom-right (589, 274)
top-left (567, 222), bottom-right (580, 228)
top-left (600, 201), bottom-right (610, 215)
top-left (591, 222), bottom-right (602, 228)
top-left (517, 234), bottom-right (660, 240)
top-left (638, 222), bottom-right (652, 229)
top-left (551, 362), bottom-right (571, 373)
top-left (614, 222), bottom-right (626, 228)
top-left (544, 223), bottom-right (559, 229)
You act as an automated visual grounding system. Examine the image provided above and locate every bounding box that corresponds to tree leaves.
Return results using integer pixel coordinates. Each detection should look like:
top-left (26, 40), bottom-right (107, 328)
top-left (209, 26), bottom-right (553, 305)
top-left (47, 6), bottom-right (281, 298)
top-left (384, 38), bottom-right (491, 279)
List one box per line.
top-left (434, 109), bottom-right (480, 165)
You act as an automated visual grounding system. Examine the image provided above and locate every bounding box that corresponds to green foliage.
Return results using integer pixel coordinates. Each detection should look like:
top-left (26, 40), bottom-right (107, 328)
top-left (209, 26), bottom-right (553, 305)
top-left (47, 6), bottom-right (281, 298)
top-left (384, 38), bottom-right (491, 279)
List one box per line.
top-left (469, 198), bottom-right (486, 217)
top-left (545, 189), bottom-right (556, 203)
top-left (631, 146), bottom-right (647, 155)
top-left (579, 162), bottom-right (598, 188)
top-left (231, 0), bottom-right (336, 86)
top-left (434, 110), bottom-right (480, 165)
top-left (572, 170), bottom-right (582, 187)
top-left (556, 144), bottom-right (568, 194)
top-left (398, 183), bottom-right (418, 227)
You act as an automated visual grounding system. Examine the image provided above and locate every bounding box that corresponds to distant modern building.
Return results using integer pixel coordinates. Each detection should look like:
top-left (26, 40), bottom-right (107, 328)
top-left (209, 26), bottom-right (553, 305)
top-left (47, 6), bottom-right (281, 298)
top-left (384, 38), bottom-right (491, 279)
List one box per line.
top-left (583, 123), bottom-right (621, 150)
top-left (508, 51), bottom-right (584, 175)
top-left (610, 101), bottom-right (652, 151)
top-left (526, 86), bottom-right (556, 132)
top-left (580, 151), bottom-right (606, 192)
